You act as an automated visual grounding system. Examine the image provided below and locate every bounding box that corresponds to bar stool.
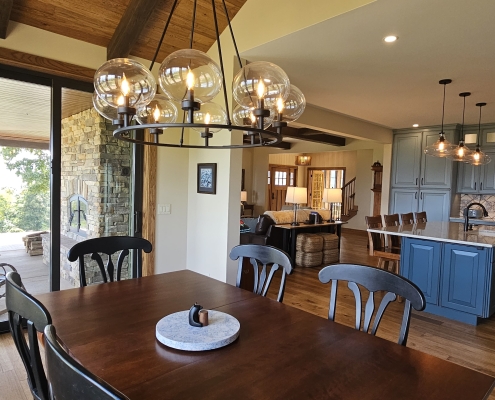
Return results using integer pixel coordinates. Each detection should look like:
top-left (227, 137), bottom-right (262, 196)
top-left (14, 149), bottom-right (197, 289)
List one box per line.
top-left (365, 216), bottom-right (400, 274)
top-left (414, 211), bottom-right (427, 223)
top-left (400, 213), bottom-right (415, 225)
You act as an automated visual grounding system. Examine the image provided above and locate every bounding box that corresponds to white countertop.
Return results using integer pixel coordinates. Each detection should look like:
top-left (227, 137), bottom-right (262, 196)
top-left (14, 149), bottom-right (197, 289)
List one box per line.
top-left (367, 222), bottom-right (495, 248)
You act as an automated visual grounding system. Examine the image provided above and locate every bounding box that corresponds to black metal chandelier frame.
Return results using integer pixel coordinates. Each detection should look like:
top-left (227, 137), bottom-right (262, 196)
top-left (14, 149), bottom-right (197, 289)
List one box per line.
top-left (111, 0), bottom-right (287, 149)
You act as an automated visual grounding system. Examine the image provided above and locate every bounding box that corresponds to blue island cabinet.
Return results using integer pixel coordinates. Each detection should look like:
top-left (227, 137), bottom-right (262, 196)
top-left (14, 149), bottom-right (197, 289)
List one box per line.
top-left (401, 237), bottom-right (495, 325)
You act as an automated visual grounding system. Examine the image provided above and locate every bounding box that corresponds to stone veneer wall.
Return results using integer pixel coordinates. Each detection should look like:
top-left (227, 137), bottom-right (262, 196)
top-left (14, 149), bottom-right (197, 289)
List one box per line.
top-left (459, 194), bottom-right (495, 218)
top-left (42, 108), bottom-right (132, 287)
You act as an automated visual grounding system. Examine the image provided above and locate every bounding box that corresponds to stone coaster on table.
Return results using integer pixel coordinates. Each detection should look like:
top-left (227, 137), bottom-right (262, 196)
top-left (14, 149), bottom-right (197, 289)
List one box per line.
top-left (156, 310), bottom-right (240, 351)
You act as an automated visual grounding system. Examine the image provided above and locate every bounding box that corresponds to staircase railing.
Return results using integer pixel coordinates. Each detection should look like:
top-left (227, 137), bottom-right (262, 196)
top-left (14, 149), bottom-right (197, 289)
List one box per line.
top-left (342, 177), bottom-right (356, 217)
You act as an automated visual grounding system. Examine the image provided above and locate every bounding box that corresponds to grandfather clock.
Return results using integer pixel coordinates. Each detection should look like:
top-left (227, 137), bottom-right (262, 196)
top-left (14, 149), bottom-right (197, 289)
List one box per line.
top-left (371, 161), bottom-right (383, 216)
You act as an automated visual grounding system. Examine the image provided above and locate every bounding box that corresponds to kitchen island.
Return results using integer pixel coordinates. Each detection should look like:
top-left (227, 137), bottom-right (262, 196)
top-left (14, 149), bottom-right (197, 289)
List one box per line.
top-left (367, 222), bottom-right (495, 325)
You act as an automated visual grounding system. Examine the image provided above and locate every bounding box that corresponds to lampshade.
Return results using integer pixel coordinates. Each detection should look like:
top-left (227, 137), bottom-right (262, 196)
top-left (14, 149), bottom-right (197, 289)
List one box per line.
top-left (240, 191), bottom-right (247, 202)
top-left (322, 188), bottom-right (342, 203)
top-left (286, 187), bottom-right (307, 204)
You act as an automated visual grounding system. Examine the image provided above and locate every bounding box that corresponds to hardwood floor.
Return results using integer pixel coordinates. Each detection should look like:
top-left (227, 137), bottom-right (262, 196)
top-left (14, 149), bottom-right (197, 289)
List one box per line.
top-left (1, 228), bottom-right (494, 399)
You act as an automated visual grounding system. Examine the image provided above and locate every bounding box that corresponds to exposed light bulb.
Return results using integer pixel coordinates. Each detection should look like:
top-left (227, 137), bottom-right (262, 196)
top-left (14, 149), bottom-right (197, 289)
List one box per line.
top-left (153, 105), bottom-right (161, 123)
top-left (438, 141), bottom-right (445, 151)
top-left (474, 152), bottom-right (480, 161)
top-left (458, 147), bottom-right (464, 157)
top-left (257, 79), bottom-right (266, 99)
top-left (186, 69), bottom-right (195, 90)
top-left (277, 97), bottom-right (284, 113)
top-left (117, 95), bottom-right (125, 106)
top-left (121, 73), bottom-right (130, 96)
top-left (204, 113), bottom-right (211, 125)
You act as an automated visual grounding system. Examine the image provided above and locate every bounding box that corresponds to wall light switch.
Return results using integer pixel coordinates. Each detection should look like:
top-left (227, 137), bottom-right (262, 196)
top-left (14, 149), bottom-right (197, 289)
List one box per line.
top-left (158, 204), bottom-right (171, 215)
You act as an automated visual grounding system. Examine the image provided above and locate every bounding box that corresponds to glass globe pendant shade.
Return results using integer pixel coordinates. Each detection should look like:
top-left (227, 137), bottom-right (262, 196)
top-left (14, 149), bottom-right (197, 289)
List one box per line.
top-left (191, 102), bottom-right (227, 133)
top-left (279, 84), bottom-right (306, 122)
top-left (158, 49), bottom-right (223, 104)
top-left (135, 94), bottom-right (178, 125)
top-left (232, 104), bottom-right (273, 129)
top-left (423, 133), bottom-right (456, 158)
top-left (93, 91), bottom-right (121, 121)
top-left (451, 141), bottom-right (473, 162)
top-left (232, 61), bottom-right (290, 109)
top-left (470, 146), bottom-right (492, 166)
top-left (94, 58), bottom-right (156, 108)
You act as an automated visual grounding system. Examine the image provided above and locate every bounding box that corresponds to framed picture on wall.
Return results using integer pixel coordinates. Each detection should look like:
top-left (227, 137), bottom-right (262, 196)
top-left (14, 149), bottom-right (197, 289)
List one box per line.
top-left (197, 163), bottom-right (217, 194)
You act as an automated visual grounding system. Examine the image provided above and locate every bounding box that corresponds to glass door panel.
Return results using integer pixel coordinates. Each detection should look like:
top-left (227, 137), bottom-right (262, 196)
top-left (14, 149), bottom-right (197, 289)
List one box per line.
top-left (59, 88), bottom-right (135, 289)
top-left (0, 76), bottom-right (51, 329)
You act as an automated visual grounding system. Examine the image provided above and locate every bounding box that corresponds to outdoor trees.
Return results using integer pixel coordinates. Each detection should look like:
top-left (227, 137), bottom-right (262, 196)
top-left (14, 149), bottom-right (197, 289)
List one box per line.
top-left (0, 147), bottom-right (50, 233)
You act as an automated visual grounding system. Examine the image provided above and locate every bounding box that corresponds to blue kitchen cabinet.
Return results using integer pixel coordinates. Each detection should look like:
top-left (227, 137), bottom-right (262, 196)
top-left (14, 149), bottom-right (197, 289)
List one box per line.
top-left (441, 244), bottom-right (489, 316)
top-left (401, 238), bottom-right (441, 305)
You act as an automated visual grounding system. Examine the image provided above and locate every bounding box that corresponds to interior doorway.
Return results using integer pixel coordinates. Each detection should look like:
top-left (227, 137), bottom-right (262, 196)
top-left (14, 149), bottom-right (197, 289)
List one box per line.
top-left (267, 164), bottom-right (298, 211)
top-left (307, 168), bottom-right (345, 209)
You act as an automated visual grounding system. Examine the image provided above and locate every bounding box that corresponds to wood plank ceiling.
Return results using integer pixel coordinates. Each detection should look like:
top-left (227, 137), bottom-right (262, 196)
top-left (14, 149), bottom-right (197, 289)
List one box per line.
top-left (9, 0), bottom-right (248, 62)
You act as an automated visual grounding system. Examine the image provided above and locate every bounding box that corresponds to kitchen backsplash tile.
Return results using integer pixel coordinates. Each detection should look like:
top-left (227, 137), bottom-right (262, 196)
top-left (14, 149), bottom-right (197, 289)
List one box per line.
top-left (460, 194), bottom-right (495, 218)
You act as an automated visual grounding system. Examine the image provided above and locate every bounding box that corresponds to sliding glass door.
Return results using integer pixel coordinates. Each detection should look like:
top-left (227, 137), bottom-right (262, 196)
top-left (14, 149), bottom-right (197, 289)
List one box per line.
top-left (0, 65), bottom-right (143, 332)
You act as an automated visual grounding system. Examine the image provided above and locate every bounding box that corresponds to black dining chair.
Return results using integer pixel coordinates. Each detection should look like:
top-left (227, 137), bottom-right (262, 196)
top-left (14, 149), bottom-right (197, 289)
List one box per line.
top-left (67, 236), bottom-right (152, 287)
top-left (318, 264), bottom-right (425, 346)
top-left (229, 244), bottom-right (293, 302)
top-left (6, 271), bottom-right (52, 400)
top-left (44, 324), bottom-right (129, 400)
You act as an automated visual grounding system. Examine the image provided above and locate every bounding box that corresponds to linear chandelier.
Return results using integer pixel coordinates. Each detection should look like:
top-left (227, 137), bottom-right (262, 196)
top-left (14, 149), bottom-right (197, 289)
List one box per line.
top-left (92, 0), bottom-right (306, 149)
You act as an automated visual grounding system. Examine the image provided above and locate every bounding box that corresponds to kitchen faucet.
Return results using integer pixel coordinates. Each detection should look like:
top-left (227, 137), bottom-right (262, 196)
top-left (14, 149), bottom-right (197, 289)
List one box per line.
top-left (464, 202), bottom-right (489, 231)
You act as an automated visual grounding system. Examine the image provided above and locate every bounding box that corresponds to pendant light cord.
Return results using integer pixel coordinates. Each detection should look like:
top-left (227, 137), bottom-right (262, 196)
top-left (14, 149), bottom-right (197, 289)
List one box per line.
top-left (441, 83), bottom-right (446, 134)
top-left (477, 104), bottom-right (482, 146)
top-left (461, 95), bottom-right (466, 141)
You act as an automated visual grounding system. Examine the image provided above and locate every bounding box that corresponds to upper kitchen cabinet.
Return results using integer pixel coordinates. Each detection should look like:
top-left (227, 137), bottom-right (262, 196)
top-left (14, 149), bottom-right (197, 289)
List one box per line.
top-left (391, 132), bottom-right (422, 187)
top-left (480, 124), bottom-right (495, 147)
top-left (391, 126), bottom-right (458, 189)
top-left (457, 151), bottom-right (495, 194)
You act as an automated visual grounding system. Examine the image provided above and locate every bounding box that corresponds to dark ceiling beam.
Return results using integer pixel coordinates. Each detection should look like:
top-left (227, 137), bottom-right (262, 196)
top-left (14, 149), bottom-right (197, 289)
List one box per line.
top-left (107, 0), bottom-right (164, 60)
top-left (242, 136), bottom-right (291, 150)
top-left (268, 127), bottom-right (346, 147)
top-left (0, 0), bottom-right (13, 39)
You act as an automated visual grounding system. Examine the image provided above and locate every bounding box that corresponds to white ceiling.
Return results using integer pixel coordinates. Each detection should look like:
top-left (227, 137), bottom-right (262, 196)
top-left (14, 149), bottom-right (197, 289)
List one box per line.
top-left (241, 0), bottom-right (495, 129)
top-left (0, 78), bottom-right (93, 143)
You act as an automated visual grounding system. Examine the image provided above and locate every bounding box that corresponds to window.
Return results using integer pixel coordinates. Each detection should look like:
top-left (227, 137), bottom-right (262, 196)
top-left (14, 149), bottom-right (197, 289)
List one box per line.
top-left (274, 171), bottom-right (287, 186)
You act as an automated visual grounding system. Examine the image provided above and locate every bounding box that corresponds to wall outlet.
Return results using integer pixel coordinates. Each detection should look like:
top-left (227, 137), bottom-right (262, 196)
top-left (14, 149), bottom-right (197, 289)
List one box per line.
top-left (158, 204), bottom-right (171, 215)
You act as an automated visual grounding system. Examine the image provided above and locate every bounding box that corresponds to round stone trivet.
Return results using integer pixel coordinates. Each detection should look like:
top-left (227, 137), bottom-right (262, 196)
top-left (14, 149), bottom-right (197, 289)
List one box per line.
top-left (156, 310), bottom-right (240, 351)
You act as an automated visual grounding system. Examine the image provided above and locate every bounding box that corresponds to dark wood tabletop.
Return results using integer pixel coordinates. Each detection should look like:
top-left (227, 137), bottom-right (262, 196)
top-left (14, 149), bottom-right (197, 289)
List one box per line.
top-left (36, 271), bottom-right (495, 400)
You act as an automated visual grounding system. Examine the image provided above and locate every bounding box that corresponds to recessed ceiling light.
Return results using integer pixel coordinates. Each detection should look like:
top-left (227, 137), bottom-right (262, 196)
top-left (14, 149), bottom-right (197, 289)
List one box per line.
top-left (384, 35), bottom-right (398, 43)
top-left (413, 124), bottom-right (419, 127)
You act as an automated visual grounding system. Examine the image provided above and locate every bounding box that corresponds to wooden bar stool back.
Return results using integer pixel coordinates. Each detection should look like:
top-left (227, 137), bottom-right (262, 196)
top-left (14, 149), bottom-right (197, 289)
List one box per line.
top-left (383, 214), bottom-right (401, 249)
top-left (400, 213), bottom-right (415, 225)
top-left (414, 211), bottom-right (427, 223)
top-left (365, 216), bottom-right (400, 274)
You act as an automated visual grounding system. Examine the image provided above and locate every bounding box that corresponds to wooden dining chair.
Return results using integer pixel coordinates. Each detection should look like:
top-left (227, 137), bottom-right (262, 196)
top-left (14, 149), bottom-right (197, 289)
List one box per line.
top-left (6, 271), bottom-right (52, 400)
top-left (365, 216), bottom-right (400, 273)
top-left (319, 264), bottom-right (425, 346)
top-left (67, 236), bottom-right (152, 287)
top-left (229, 244), bottom-right (293, 302)
top-left (414, 211), bottom-right (427, 223)
top-left (400, 213), bottom-right (415, 225)
top-left (44, 324), bottom-right (129, 400)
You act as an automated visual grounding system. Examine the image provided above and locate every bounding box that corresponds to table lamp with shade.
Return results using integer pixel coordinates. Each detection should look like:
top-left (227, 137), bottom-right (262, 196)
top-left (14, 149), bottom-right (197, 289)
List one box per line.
top-left (323, 188), bottom-right (342, 222)
top-left (240, 191), bottom-right (247, 216)
top-left (285, 187), bottom-right (307, 226)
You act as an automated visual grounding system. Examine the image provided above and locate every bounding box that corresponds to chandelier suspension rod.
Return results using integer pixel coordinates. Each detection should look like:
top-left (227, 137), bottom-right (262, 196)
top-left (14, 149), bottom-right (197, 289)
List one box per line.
top-left (477, 103), bottom-right (483, 146)
top-left (149, 0), bottom-right (179, 71)
top-left (221, 0), bottom-right (243, 69)
top-left (461, 95), bottom-right (466, 140)
top-left (212, 0), bottom-right (232, 126)
top-left (190, 0), bottom-right (198, 48)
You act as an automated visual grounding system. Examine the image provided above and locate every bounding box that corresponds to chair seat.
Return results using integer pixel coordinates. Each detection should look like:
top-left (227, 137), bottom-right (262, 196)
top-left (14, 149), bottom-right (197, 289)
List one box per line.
top-left (373, 247), bottom-right (401, 260)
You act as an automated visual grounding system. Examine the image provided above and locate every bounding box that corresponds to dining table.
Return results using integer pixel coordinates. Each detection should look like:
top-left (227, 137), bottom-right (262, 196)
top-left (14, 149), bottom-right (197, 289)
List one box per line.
top-left (36, 270), bottom-right (495, 399)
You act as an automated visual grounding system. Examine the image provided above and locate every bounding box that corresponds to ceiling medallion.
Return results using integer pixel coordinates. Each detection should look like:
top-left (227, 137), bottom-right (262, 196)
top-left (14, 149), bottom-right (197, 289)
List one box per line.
top-left (92, 0), bottom-right (306, 149)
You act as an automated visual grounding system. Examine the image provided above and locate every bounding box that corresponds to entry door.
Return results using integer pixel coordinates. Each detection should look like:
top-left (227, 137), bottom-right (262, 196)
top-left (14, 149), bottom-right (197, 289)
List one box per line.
top-left (268, 165), bottom-right (296, 211)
